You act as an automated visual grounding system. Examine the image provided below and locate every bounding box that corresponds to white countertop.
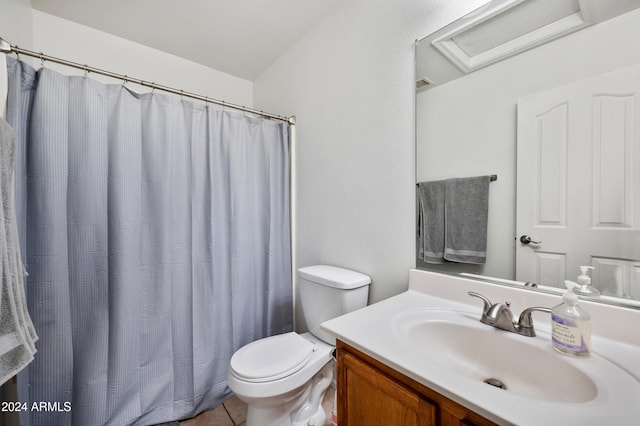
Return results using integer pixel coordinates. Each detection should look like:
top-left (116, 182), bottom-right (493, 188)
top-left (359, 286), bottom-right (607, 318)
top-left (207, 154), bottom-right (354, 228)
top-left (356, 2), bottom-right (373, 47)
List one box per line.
top-left (321, 269), bottom-right (640, 426)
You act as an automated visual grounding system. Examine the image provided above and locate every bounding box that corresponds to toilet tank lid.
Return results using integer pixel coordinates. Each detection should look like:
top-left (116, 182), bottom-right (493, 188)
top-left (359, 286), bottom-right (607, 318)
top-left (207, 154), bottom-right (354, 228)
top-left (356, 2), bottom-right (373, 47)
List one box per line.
top-left (297, 265), bottom-right (371, 289)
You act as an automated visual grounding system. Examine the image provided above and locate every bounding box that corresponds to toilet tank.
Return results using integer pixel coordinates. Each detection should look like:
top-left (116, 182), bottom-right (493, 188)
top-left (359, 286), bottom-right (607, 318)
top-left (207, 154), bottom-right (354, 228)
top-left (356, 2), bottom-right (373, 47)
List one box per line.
top-left (298, 265), bottom-right (370, 345)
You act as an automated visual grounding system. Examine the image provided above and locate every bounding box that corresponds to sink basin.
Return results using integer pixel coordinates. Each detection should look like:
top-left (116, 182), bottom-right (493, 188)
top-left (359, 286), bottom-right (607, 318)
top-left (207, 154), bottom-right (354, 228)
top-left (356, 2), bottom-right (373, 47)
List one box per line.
top-left (322, 274), bottom-right (640, 424)
top-left (391, 309), bottom-right (598, 403)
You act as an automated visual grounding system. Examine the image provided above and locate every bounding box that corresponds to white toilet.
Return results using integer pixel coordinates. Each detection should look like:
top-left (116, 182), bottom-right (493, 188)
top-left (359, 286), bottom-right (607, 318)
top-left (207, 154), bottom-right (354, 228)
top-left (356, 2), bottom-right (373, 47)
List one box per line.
top-left (227, 265), bottom-right (370, 426)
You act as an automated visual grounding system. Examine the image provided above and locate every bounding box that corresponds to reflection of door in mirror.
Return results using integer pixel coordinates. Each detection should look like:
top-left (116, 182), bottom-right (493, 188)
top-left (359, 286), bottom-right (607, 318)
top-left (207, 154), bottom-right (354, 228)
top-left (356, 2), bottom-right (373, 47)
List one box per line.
top-left (516, 63), bottom-right (640, 299)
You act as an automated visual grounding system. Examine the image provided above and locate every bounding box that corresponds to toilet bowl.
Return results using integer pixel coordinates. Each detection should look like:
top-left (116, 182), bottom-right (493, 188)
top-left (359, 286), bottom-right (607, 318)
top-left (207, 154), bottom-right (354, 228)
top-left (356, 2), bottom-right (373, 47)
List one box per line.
top-left (227, 332), bottom-right (333, 426)
top-left (227, 265), bottom-right (370, 426)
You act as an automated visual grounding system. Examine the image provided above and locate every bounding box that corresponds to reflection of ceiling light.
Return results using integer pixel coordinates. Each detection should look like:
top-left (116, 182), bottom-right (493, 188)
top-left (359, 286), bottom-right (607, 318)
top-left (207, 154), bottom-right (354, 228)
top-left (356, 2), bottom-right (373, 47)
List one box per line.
top-left (432, 0), bottom-right (588, 73)
top-left (453, 0), bottom-right (580, 56)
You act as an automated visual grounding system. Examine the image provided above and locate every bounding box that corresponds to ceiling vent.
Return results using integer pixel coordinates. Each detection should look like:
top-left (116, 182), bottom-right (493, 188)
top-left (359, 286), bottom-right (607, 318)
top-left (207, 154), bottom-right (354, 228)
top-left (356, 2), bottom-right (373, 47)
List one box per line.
top-left (416, 78), bottom-right (433, 90)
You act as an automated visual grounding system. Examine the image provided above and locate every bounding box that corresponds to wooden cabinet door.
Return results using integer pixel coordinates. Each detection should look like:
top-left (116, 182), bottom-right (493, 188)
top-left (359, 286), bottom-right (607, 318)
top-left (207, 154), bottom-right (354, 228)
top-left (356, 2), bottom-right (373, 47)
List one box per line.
top-left (337, 341), bottom-right (497, 426)
top-left (339, 351), bottom-right (436, 426)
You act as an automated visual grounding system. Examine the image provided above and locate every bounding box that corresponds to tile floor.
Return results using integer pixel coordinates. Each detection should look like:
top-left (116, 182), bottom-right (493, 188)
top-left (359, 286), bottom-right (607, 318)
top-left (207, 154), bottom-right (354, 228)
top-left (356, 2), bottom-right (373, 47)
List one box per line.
top-left (180, 395), bottom-right (247, 426)
top-left (179, 387), bottom-right (336, 426)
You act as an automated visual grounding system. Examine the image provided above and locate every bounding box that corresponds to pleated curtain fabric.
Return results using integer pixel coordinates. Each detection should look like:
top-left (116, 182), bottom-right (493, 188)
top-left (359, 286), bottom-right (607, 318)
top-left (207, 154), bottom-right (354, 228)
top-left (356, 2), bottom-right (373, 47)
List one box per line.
top-left (6, 58), bottom-right (293, 426)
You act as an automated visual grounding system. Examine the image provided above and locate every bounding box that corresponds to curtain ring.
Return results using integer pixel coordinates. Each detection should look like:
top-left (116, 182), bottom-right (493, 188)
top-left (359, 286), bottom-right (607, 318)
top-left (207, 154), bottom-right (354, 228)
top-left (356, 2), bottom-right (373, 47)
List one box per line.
top-left (83, 65), bottom-right (89, 78)
top-left (39, 52), bottom-right (44, 67)
top-left (122, 75), bottom-right (128, 86)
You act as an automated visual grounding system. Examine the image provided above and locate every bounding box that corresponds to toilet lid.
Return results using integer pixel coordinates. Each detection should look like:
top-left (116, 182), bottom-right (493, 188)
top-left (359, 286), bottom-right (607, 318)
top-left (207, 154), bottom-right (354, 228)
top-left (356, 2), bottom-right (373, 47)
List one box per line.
top-left (230, 332), bottom-right (315, 383)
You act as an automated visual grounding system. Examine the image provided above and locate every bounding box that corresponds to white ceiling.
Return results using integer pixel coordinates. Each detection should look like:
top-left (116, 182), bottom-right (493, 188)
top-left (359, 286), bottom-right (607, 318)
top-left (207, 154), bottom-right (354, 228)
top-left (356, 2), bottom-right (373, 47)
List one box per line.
top-left (30, 0), bottom-right (344, 81)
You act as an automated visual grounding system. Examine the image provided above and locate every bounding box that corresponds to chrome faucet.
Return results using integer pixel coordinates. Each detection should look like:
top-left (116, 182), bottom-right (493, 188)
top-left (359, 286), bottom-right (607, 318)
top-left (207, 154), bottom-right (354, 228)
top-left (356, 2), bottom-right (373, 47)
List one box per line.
top-left (468, 292), bottom-right (551, 337)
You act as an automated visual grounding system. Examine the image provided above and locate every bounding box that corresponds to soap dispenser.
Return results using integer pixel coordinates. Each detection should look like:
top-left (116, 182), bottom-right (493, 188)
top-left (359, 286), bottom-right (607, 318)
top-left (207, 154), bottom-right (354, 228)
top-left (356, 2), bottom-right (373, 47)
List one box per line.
top-left (564, 266), bottom-right (600, 297)
top-left (551, 291), bottom-right (591, 357)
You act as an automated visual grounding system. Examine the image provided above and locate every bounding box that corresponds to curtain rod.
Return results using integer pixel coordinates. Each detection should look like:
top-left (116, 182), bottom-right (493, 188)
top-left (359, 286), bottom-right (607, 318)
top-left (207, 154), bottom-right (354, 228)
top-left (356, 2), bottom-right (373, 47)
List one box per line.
top-left (0, 37), bottom-right (294, 125)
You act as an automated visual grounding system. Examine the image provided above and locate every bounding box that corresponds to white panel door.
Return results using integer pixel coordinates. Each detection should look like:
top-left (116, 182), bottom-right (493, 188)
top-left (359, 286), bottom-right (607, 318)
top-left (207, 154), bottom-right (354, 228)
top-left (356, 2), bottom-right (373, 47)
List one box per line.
top-left (517, 63), bottom-right (640, 298)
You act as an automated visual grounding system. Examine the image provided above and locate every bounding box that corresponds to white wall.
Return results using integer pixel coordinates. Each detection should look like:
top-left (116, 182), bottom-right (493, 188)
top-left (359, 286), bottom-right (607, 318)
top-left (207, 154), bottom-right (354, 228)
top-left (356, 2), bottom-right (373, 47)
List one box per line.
top-left (416, 8), bottom-right (640, 281)
top-left (0, 0), bottom-right (33, 49)
top-left (30, 10), bottom-right (253, 106)
top-left (253, 0), bottom-right (490, 329)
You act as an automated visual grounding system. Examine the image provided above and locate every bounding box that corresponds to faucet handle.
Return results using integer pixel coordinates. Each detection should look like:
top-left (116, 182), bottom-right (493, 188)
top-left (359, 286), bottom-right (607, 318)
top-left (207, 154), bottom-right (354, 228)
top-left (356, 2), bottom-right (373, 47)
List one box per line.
top-left (468, 291), bottom-right (492, 314)
top-left (517, 307), bottom-right (552, 336)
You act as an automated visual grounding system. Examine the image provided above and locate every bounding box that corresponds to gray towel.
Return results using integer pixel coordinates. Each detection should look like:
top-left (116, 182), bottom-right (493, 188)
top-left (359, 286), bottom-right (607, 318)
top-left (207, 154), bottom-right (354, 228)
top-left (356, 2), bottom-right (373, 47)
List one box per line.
top-left (417, 180), bottom-right (445, 263)
top-left (0, 117), bottom-right (37, 386)
top-left (444, 176), bottom-right (490, 264)
top-left (0, 53), bottom-right (6, 119)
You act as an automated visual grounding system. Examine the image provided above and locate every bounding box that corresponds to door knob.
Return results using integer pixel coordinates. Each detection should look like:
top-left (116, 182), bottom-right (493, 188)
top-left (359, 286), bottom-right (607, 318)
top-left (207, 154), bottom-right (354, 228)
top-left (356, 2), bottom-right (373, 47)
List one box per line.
top-left (519, 235), bottom-right (541, 245)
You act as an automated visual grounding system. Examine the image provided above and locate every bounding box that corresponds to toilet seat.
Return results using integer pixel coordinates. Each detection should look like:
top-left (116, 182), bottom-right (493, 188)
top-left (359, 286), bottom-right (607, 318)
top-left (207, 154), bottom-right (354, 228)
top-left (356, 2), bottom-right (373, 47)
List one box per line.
top-left (227, 332), bottom-right (333, 400)
top-left (230, 332), bottom-right (315, 383)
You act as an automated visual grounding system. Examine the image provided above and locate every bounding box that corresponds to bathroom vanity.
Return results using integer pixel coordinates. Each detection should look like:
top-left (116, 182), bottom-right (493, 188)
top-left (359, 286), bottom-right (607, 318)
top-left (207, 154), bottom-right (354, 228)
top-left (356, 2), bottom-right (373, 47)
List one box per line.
top-left (322, 269), bottom-right (640, 425)
top-left (337, 339), bottom-right (494, 425)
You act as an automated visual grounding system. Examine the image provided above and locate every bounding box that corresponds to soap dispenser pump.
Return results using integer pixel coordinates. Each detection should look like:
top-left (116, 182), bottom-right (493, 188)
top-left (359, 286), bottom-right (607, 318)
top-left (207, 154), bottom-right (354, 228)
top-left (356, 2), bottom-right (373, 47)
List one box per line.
top-left (564, 266), bottom-right (600, 297)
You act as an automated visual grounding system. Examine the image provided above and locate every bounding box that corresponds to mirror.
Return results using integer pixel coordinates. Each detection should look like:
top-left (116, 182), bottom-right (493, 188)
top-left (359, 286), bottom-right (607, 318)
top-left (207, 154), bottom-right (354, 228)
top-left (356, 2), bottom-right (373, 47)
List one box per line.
top-left (415, 0), bottom-right (640, 308)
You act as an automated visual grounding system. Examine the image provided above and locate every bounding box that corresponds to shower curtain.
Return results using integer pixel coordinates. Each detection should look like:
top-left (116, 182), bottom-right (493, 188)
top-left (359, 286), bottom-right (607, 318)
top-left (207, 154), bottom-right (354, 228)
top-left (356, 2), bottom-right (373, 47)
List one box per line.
top-left (5, 58), bottom-right (292, 426)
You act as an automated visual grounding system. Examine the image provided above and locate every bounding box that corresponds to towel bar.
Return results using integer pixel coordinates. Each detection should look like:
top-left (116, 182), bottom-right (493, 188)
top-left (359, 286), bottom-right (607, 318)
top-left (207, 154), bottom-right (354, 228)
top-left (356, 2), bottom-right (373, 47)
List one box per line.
top-left (416, 174), bottom-right (497, 186)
